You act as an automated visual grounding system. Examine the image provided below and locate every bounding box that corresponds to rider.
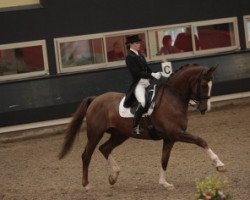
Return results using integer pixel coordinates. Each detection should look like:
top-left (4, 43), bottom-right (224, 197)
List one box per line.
top-left (123, 34), bottom-right (162, 134)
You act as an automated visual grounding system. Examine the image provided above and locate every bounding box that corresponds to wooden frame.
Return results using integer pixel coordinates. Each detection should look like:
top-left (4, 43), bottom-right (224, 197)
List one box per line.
top-left (243, 15), bottom-right (250, 49)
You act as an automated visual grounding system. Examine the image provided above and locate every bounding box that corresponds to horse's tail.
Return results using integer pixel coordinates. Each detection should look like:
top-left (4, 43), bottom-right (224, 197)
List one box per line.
top-left (58, 96), bottom-right (96, 159)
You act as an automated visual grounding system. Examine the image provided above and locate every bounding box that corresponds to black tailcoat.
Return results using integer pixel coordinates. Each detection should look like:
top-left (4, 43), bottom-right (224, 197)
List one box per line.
top-left (123, 50), bottom-right (153, 108)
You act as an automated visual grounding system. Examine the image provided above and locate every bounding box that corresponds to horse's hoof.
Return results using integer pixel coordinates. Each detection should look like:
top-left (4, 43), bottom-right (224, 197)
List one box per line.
top-left (160, 182), bottom-right (175, 190)
top-left (216, 165), bottom-right (227, 172)
top-left (165, 184), bottom-right (175, 191)
top-left (84, 184), bottom-right (92, 192)
top-left (108, 175), bottom-right (117, 185)
top-left (108, 171), bottom-right (119, 185)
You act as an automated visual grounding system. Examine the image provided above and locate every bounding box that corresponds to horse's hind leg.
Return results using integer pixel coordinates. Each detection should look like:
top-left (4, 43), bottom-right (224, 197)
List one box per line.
top-left (82, 129), bottom-right (104, 191)
top-left (177, 131), bottom-right (226, 172)
top-left (99, 132), bottom-right (128, 185)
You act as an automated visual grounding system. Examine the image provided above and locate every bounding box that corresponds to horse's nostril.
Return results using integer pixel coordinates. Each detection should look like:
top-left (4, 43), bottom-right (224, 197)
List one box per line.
top-left (198, 103), bottom-right (207, 115)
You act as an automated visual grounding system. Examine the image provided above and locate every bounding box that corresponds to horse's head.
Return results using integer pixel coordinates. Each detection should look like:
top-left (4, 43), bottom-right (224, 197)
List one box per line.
top-left (158, 64), bottom-right (217, 115)
top-left (190, 66), bottom-right (217, 114)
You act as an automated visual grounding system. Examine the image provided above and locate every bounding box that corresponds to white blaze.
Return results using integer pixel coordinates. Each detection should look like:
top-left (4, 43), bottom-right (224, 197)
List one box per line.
top-left (207, 81), bottom-right (212, 111)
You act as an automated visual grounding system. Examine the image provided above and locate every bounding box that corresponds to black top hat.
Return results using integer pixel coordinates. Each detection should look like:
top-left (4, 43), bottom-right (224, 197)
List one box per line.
top-left (125, 35), bottom-right (142, 44)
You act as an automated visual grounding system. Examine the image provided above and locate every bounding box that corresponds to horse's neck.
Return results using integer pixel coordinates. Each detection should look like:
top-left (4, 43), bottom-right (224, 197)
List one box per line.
top-left (168, 74), bottom-right (191, 102)
top-left (157, 67), bottom-right (202, 110)
top-left (155, 86), bottom-right (189, 118)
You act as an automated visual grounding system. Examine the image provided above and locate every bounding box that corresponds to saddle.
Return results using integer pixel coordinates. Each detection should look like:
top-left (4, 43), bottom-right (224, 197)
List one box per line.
top-left (119, 84), bottom-right (156, 118)
top-left (119, 83), bottom-right (164, 140)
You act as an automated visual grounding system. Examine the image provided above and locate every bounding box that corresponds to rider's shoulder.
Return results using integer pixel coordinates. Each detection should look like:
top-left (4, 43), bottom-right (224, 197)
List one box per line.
top-left (127, 50), bottom-right (137, 57)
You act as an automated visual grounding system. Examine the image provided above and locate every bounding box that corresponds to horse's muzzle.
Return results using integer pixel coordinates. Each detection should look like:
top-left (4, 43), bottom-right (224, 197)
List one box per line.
top-left (198, 103), bottom-right (207, 115)
top-left (200, 110), bottom-right (206, 115)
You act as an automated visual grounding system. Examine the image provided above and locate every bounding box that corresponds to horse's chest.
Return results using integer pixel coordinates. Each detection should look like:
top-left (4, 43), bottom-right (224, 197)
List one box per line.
top-left (167, 113), bottom-right (188, 132)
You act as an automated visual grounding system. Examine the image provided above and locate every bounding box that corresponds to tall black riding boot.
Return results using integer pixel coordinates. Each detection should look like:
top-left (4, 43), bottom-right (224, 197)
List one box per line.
top-left (132, 103), bottom-right (145, 134)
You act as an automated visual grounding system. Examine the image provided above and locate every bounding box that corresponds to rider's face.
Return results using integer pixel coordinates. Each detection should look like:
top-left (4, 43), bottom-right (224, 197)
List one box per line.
top-left (130, 42), bottom-right (141, 51)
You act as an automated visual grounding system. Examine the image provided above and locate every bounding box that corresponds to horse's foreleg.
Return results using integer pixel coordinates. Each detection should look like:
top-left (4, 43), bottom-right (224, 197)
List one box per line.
top-left (99, 133), bottom-right (128, 185)
top-left (177, 131), bottom-right (226, 172)
top-left (159, 140), bottom-right (175, 190)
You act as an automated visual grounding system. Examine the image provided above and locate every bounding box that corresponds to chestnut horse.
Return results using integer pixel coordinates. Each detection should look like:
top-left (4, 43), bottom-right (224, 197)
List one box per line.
top-left (59, 64), bottom-right (226, 191)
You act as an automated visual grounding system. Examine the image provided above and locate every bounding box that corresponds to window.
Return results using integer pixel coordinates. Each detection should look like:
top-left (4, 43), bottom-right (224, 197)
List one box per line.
top-left (55, 17), bottom-right (240, 74)
top-left (55, 32), bottom-right (147, 73)
top-left (105, 32), bottom-right (147, 62)
top-left (194, 18), bottom-right (239, 54)
top-left (148, 26), bottom-right (192, 59)
top-left (105, 36), bottom-right (125, 62)
top-left (195, 23), bottom-right (235, 50)
top-left (59, 39), bottom-right (104, 67)
top-left (244, 15), bottom-right (250, 48)
top-left (0, 40), bottom-right (49, 81)
top-left (148, 17), bottom-right (239, 61)
top-left (105, 33), bottom-right (147, 62)
top-left (55, 36), bottom-right (106, 73)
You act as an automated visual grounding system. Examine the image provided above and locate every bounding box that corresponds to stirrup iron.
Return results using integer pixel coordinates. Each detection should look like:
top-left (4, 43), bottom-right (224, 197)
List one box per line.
top-left (133, 125), bottom-right (141, 135)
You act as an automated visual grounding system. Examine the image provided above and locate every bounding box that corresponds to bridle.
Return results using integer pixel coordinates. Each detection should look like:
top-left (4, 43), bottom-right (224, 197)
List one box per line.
top-left (191, 70), bottom-right (211, 104)
top-left (154, 68), bottom-right (211, 109)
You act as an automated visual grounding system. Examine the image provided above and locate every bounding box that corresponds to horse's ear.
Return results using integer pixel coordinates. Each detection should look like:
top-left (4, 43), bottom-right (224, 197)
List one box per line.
top-left (205, 66), bottom-right (217, 77)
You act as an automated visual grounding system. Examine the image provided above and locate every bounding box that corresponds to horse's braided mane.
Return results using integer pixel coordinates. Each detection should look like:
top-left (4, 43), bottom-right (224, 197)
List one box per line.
top-left (169, 63), bottom-right (200, 79)
top-left (157, 63), bottom-right (200, 87)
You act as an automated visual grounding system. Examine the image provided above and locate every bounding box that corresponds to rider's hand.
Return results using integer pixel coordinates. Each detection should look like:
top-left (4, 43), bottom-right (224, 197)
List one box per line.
top-left (151, 72), bottom-right (162, 80)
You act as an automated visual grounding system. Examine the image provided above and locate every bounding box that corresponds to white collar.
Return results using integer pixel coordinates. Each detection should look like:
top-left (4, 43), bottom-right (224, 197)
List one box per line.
top-left (130, 48), bottom-right (139, 55)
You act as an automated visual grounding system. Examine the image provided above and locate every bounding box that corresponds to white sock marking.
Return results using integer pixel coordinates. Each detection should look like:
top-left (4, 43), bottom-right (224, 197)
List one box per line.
top-left (159, 167), bottom-right (174, 189)
top-left (108, 155), bottom-right (120, 173)
top-left (206, 148), bottom-right (224, 167)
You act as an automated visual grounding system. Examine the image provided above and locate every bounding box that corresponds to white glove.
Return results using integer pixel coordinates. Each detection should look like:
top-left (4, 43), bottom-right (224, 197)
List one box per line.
top-left (151, 72), bottom-right (162, 80)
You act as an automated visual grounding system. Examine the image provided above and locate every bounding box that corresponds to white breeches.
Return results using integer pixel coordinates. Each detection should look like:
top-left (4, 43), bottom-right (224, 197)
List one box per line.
top-left (135, 79), bottom-right (150, 107)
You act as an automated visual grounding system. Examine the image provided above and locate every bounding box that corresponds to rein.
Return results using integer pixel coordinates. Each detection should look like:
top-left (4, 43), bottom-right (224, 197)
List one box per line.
top-left (154, 78), bottom-right (169, 109)
top-left (153, 79), bottom-right (166, 109)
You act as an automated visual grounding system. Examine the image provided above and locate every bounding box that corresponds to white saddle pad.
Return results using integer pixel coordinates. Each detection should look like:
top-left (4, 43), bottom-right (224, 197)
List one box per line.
top-left (119, 97), bottom-right (155, 118)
